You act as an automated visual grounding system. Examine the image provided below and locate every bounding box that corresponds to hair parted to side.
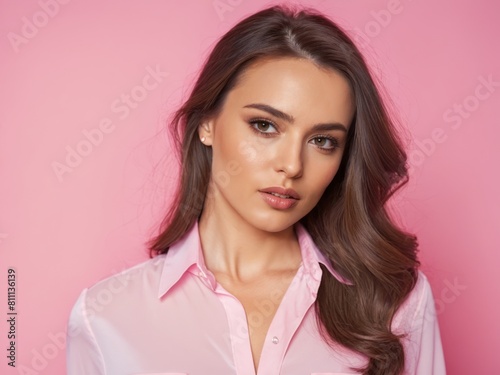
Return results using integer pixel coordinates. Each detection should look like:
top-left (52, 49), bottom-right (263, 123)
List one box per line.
top-left (147, 4), bottom-right (419, 374)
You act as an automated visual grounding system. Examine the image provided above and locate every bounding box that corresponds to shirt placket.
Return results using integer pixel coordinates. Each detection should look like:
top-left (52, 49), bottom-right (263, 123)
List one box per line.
top-left (256, 266), bottom-right (318, 375)
top-left (193, 263), bottom-right (256, 375)
top-left (209, 265), bottom-right (318, 375)
top-left (216, 283), bottom-right (257, 375)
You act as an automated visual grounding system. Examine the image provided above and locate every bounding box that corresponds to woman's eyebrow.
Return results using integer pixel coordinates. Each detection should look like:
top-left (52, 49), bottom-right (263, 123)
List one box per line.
top-left (243, 103), bottom-right (348, 132)
top-left (244, 103), bottom-right (295, 123)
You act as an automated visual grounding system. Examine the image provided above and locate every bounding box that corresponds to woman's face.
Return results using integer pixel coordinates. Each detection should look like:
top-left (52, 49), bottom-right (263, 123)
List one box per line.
top-left (199, 57), bottom-right (355, 232)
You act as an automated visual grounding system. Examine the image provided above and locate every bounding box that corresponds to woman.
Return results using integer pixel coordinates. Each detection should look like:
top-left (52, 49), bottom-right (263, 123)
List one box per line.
top-left (66, 4), bottom-right (445, 375)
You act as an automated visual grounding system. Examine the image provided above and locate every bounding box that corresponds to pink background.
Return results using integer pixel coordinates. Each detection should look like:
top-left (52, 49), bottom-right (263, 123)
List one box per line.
top-left (1, 0), bottom-right (499, 373)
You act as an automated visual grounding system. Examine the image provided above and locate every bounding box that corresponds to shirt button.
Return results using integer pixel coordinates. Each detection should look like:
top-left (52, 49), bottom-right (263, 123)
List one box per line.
top-left (272, 336), bottom-right (279, 344)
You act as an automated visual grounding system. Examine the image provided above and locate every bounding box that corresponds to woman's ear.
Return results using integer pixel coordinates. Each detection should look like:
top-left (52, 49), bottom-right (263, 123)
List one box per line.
top-left (198, 119), bottom-right (214, 146)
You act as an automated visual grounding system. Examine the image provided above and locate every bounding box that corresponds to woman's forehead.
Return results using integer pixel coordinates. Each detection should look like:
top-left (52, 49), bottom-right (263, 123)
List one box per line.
top-left (222, 57), bottom-right (355, 125)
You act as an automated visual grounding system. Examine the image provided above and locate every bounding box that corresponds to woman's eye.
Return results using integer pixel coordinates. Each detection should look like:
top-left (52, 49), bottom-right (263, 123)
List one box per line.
top-left (249, 119), bottom-right (277, 133)
top-left (313, 136), bottom-right (338, 151)
top-left (315, 137), bottom-right (328, 146)
top-left (248, 119), bottom-right (339, 152)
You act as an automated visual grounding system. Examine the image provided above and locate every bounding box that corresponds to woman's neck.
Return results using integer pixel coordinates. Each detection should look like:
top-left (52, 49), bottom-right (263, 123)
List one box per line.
top-left (197, 199), bottom-right (302, 283)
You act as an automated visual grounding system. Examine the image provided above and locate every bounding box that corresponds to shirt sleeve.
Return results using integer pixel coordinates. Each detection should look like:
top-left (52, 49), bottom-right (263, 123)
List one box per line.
top-left (404, 271), bottom-right (447, 375)
top-left (66, 288), bottom-right (106, 375)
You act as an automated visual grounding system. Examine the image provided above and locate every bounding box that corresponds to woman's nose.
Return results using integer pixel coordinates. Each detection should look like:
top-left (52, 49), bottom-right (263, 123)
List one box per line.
top-left (274, 136), bottom-right (303, 178)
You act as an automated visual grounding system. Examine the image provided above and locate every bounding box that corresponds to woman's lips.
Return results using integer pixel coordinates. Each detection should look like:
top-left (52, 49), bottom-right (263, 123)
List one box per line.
top-left (259, 191), bottom-right (299, 209)
top-left (258, 186), bottom-right (300, 199)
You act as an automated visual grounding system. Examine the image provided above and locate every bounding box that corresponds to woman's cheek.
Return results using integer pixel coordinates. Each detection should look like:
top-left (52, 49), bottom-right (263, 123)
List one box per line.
top-left (237, 136), bottom-right (273, 164)
top-left (304, 157), bottom-right (341, 189)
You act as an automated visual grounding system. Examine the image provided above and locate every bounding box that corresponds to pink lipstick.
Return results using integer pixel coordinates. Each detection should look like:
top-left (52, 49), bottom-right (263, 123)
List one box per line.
top-left (258, 187), bottom-right (300, 210)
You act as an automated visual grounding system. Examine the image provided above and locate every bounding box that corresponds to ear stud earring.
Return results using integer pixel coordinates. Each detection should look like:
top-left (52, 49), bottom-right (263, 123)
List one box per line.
top-left (201, 137), bottom-right (206, 142)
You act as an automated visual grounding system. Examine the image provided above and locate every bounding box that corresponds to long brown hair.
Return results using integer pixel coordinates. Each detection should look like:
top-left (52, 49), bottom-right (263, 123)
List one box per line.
top-left (147, 4), bottom-right (419, 374)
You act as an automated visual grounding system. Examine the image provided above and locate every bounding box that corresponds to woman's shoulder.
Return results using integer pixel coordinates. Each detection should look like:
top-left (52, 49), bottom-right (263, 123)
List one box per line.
top-left (66, 254), bottom-right (171, 373)
top-left (405, 269), bottom-right (434, 308)
top-left (393, 273), bottom-right (447, 373)
top-left (392, 270), bottom-right (438, 333)
top-left (71, 254), bottom-right (168, 314)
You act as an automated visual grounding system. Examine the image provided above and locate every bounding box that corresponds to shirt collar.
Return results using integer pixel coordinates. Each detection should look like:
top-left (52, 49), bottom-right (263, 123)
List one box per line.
top-left (157, 220), bottom-right (351, 299)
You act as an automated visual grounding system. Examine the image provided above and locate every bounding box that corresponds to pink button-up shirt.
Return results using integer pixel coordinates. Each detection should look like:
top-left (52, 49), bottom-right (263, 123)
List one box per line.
top-left (66, 220), bottom-right (446, 374)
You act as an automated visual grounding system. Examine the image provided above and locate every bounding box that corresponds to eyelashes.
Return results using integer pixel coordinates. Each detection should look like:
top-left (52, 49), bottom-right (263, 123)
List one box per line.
top-left (249, 119), bottom-right (276, 134)
top-left (247, 118), bottom-right (340, 153)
